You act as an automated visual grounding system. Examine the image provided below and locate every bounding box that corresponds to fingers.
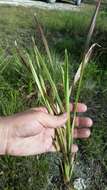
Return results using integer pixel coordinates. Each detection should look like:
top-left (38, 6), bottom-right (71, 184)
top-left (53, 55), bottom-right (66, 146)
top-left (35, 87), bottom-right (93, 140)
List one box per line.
top-left (35, 111), bottom-right (92, 130)
top-left (30, 102), bottom-right (87, 114)
top-left (73, 116), bottom-right (92, 139)
top-left (75, 117), bottom-right (93, 127)
top-left (74, 128), bottom-right (91, 139)
top-left (28, 103), bottom-right (92, 131)
top-left (72, 144), bottom-right (78, 153)
top-left (36, 112), bottom-right (67, 129)
top-left (70, 103), bottom-right (87, 112)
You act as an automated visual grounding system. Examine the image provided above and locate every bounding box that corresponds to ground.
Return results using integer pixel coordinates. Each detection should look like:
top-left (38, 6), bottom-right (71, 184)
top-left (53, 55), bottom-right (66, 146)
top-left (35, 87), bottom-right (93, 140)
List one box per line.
top-left (0, 0), bottom-right (80, 11)
top-left (0, 2), bottom-right (107, 190)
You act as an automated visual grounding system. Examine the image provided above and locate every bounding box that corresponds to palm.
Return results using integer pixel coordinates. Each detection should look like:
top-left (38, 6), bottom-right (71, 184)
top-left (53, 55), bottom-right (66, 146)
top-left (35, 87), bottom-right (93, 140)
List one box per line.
top-left (7, 108), bottom-right (54, 156)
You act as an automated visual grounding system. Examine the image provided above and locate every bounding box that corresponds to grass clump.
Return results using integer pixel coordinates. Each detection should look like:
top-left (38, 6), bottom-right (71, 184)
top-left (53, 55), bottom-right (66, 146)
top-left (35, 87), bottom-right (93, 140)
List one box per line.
top-left (15, 1), bottom-right (101, 188)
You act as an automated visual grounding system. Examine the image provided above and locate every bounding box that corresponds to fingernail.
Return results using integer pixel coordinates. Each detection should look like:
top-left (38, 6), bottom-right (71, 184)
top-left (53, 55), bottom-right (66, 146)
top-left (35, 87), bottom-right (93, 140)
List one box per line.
top-left (85, 129), bottom-right (91, 137)
top-left (87, 118), bottom-right (93, 127)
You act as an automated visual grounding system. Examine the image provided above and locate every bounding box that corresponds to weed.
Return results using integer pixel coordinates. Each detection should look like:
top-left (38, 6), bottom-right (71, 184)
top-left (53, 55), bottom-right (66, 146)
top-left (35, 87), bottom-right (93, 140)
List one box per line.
top-left (15, 1), bottom-right (101, 188)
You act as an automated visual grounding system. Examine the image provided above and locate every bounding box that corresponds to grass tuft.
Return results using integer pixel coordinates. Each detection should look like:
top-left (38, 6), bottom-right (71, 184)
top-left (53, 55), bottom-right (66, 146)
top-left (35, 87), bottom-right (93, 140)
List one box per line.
top-left (15, 1), bottom-right (101, 188)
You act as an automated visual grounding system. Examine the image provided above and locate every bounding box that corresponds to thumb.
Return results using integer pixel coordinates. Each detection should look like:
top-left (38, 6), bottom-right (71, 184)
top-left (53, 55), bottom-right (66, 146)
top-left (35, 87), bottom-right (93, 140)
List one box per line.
top-left (36, 112), bottom-right (67, 129)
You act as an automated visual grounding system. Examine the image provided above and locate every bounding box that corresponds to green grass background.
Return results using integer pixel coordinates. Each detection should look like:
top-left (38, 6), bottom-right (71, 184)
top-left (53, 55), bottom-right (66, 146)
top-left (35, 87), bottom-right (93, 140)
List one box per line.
top-left (0, 3), bottom-right (107, 190)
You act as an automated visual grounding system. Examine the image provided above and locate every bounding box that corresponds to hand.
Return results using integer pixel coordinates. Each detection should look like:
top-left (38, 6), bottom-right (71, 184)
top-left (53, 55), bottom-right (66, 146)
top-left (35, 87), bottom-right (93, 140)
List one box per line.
top-left (0, 103), bottom-right (93, 156)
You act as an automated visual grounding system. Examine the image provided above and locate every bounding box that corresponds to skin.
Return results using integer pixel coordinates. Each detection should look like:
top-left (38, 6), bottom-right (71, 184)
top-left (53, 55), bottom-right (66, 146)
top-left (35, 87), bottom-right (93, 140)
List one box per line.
top-left (0, 103), bottom-right (93, 156)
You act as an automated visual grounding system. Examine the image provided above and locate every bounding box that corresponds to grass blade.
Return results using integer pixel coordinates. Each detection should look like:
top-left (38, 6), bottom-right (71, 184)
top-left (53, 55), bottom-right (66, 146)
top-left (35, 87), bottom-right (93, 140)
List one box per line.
top-left (64, 50), bottom-right (71, 155)
top-left (84, 0), bottom-right (101, 54)
top-left (33, 41), bottom-right (64, 111)
top-left (34, 14), bottom-right (53, 69)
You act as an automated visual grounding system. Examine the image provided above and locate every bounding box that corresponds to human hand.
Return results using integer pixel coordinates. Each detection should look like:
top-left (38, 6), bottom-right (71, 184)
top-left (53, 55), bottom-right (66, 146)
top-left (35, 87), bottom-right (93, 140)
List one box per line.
top-left (0, 103), bottom-right (92, 156)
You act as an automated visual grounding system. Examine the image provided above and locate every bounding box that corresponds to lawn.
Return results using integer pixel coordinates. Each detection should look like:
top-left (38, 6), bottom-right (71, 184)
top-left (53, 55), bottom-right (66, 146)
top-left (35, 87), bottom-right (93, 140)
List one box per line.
top-left (0, 3), bottom-right (107, 190)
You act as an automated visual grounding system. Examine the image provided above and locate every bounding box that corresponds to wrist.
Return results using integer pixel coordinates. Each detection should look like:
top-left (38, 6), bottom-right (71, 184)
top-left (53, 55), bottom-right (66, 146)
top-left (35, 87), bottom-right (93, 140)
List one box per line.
top-left (0, 117), bottom-right (9, 155)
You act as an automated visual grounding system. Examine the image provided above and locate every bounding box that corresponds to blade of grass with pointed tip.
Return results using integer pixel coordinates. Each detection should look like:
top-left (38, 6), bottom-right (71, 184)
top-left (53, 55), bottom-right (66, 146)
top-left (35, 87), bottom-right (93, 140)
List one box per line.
top-left (34, 14), bottom-right (53, 69)
top-left (69, 0), bottom-right (102, 178)
top-left (33, 42), bottom-right (64, 112)
top-left (64, 50), bottom-right (71, 156)
top-left (70, 0), bottom-right (101, 178)
top-left (84, 0), bottom-right (101, 55)
top-left (26, 52), bottom-right (52, 111)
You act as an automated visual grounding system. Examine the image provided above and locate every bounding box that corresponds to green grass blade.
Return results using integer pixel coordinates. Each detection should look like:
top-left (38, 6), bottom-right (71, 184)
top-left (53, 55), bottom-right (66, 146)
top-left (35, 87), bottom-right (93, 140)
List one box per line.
top-left (0, 56), bottom-right (10, 74)
top-left (27, 53), bottom-right (44, 99)
top-left (64, 50), bottom-right (71, 155)
top-left (33, 42), bottom-right (64, 111)
top-left (70, 0), bottom-right (101, 178)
